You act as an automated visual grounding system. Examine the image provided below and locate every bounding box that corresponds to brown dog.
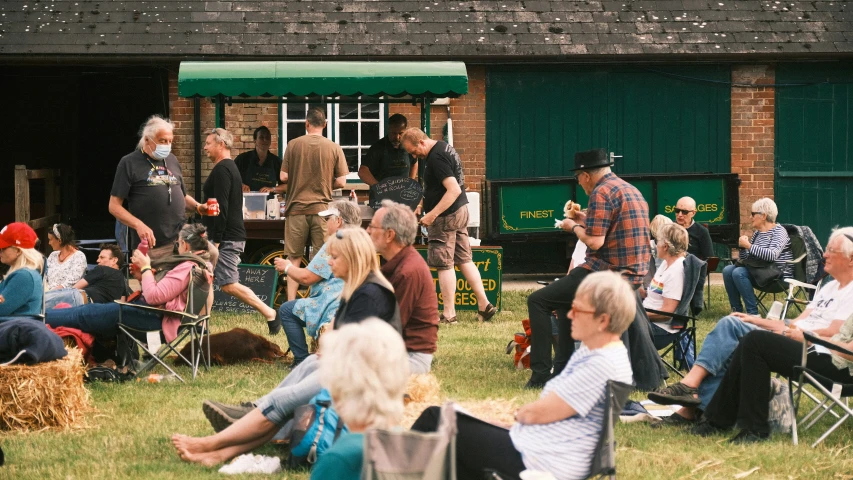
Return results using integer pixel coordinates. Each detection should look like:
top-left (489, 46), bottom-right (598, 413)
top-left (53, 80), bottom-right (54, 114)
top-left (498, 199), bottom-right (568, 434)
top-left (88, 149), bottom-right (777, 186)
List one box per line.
top-left (178, 328), bottom-right (288, 366)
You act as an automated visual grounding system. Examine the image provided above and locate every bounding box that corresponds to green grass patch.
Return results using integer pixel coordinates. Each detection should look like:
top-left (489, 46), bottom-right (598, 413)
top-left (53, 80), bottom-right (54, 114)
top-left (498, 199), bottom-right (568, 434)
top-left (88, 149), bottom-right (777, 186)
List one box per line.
top-left (2, 287), bottom-right (851, 479)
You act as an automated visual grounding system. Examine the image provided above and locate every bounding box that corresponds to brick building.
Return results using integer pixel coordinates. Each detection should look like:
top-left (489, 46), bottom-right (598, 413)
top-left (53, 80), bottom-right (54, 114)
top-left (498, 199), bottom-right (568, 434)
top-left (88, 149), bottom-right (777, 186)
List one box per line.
top-left (2, 1), bottom-right (851, 269)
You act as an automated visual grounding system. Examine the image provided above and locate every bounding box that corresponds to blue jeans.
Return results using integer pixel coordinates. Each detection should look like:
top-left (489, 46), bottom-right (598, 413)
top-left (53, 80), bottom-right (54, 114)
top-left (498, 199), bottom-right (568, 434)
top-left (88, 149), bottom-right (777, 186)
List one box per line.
top-left (44, 302), bottom-right (162, 339)
top-left (45, 288), bottom-right (86, 310)
top-left (279, 300), bottom-right (309, 363)
top-left (722, 264), bottom-right (759, 315)
top-left (694, 315), bottom-right (759, 411)
top-left (256, 354), bottom-right (323, 429)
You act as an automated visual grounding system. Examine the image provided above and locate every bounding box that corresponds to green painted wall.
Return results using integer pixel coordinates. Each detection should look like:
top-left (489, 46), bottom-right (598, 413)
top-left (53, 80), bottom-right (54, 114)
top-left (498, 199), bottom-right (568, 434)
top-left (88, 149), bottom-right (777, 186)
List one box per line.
top-left (776, 63), bottom-right (853, 245)
top-left (486, 66), bottom-right (731, 179)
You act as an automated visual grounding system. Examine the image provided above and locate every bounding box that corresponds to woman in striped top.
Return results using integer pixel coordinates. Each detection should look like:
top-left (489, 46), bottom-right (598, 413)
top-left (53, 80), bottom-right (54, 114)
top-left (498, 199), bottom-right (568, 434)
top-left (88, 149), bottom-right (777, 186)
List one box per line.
top-left (411, 271), bottom-right (635, 480)
top-left (722, 197), bottom-right (793, 315)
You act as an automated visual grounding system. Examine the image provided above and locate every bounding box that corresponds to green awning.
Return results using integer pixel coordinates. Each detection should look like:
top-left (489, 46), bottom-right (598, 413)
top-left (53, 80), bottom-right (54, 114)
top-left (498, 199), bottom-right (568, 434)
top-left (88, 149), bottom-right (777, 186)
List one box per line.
top-left (178, 61), bottom-right (468, 98)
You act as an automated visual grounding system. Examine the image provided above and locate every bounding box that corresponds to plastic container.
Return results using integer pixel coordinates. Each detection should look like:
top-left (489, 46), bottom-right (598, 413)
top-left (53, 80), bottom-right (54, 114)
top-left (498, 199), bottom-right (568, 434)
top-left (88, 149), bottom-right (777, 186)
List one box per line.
top-left (146, 373), bottom-right (180, 383)
top-left (243, 192), bottom-right (268, 220)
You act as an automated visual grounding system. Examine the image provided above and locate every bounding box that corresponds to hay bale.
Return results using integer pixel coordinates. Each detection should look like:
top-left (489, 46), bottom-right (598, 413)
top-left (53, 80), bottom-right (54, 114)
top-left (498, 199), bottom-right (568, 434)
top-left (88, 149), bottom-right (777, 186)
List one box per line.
top-left (0, 348), bottom-right (91, 432)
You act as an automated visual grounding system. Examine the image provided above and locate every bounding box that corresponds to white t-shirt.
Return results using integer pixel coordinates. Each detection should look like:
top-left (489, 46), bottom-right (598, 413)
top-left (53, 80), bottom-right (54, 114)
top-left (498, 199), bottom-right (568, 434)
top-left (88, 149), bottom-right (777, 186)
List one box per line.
top-left (643, 256), bottom-right (685, 311)
top-left (795, 280), bottom-right (853, 332)
top-left (509, 343), bottom-right (633, 480)
top-left (570, 241), bottom-right (587, 269)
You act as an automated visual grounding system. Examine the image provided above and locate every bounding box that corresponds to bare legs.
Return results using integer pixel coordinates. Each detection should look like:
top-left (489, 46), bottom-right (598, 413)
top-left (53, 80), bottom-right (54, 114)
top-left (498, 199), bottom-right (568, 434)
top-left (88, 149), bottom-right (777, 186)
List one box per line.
top-left (172, 409), bottom-right (279, 467)
top-left (437, 262), bottom-right (491, 319)
top-left (221, 283), bottom-right (276, 321)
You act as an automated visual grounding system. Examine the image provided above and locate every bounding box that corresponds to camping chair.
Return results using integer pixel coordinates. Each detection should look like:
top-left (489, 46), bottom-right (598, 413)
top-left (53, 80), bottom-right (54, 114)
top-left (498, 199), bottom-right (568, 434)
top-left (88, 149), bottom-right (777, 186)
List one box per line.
top-left (752, 224), bottom-right (810, 317)
top-left (648, 254), bottom-right (706, 377)
top-left (115, 265), bottom-right (211, 382)
top-left (789, 332), bottom-right (853, 447)
top-left (362, 402), bottom-right (457, 480)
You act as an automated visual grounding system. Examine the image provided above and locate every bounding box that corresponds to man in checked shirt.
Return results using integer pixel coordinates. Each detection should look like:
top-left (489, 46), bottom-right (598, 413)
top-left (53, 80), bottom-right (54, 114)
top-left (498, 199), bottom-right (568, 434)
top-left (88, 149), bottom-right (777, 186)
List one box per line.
top-left (524, 148), bottom-right (651, 389)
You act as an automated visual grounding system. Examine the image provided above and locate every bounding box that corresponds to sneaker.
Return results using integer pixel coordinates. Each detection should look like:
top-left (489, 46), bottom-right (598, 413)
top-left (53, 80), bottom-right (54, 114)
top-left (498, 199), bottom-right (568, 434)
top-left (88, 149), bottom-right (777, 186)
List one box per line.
top-left (728, 429), bottom-right (769, 445)
top-left (647, 383), bottom-right (701, 407)
top-left (477, 303), bottom-right (498, 322)
top-left (203, 400), bottom-right (255, 433)
top-left (690, 418), bottom-right (729, 437)
top-left (267, 311), bottom-right (282, 335)
top-left (650, 411), bottom-right (696, 429)
top-left (439, 314), bottom-right (458, 325)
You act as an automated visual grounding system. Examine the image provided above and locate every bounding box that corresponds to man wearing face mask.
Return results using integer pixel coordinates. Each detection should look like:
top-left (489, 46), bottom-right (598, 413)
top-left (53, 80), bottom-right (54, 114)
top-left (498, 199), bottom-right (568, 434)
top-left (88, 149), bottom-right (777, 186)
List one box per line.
top-left (109, 115), bottom-right (209, 260)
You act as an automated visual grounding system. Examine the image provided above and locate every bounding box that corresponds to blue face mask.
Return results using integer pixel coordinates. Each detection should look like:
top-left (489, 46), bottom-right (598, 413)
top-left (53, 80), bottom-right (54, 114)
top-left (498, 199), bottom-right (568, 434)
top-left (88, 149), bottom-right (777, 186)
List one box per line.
top-left (152, 143), bottom-right (171, 160)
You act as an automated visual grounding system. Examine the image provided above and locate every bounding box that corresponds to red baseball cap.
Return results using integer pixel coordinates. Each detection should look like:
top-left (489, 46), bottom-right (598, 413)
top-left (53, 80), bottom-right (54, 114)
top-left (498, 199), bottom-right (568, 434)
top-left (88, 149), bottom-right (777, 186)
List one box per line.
top-left (0, 222), bottom-right (38, 249)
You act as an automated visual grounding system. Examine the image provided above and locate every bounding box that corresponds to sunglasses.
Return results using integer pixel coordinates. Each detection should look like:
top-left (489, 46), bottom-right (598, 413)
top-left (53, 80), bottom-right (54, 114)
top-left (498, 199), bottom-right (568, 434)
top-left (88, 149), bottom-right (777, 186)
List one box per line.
top-left (750, 211), bottom-right (764, 216)
top-left (673, 208), bottom-right (694, 215)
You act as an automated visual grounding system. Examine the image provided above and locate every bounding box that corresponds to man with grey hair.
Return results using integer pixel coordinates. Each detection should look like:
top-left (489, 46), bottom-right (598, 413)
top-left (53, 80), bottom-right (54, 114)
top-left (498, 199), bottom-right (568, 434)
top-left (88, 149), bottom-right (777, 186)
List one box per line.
top-left (271, 199), bottom-right (360, 367)
top-left (203, 127), bottom-right (279, 333)
top-left (370, 200), bottom-right (439, 373)
top-left (674, 196), bottom-right (714, 261)
top-left (110, 115), bottom-right (209, 259)
top-left (280, 106), bottom-right (349, 303)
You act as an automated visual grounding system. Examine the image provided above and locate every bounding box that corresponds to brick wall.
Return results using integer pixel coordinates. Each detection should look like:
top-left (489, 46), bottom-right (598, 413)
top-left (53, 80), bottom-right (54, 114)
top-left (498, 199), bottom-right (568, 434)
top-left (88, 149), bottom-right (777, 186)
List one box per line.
top-left (731, 65), bottom-right (775, 236)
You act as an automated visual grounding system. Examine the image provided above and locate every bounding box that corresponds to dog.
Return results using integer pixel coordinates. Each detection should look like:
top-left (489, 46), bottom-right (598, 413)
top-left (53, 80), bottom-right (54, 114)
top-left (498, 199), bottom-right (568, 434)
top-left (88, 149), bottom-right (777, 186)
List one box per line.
top-left (178, 328), bottom-right (288, 366)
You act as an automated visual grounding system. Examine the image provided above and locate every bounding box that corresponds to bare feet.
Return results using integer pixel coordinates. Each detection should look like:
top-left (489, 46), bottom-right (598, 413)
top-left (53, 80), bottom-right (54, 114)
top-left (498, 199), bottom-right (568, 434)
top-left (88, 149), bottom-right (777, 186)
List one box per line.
top-left (171, 434), bottom-right (225, 467)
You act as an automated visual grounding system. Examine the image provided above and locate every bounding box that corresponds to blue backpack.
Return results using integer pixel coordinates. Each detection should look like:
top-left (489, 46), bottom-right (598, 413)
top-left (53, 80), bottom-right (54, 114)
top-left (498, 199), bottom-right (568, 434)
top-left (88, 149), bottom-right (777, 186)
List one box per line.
top-left (288, 389), bottom-right (348, 464)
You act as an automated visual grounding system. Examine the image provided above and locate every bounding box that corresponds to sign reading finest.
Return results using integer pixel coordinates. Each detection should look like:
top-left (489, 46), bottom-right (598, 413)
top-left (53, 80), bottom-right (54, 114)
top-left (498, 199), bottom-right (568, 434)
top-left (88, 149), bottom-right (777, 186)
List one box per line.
top-left (416, 246), bottom-right (502, 311)
top-left (213, 264), bottom-right (278, 314)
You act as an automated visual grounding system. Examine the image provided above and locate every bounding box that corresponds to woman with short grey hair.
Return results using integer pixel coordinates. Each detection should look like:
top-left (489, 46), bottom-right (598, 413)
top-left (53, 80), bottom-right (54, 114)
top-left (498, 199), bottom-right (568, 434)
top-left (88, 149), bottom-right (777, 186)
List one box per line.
top-left (723, 197), bottom-right (793, 315)
top-left (643, 223), bottom-right (689, 323)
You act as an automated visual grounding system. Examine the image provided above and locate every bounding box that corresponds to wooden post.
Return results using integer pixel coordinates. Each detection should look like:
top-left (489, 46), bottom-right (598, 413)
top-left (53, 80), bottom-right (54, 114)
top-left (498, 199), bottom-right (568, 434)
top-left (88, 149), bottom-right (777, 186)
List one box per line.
top-left (14, 165), bottom-right (30, 223)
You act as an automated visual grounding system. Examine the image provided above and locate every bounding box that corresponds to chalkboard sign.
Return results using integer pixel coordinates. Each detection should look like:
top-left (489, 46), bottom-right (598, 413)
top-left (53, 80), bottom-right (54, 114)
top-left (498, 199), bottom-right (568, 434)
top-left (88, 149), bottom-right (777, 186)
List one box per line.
top-left (371, 177), bottom-right (423, 210)
top-left (213, 264), bottom-right (279, 314)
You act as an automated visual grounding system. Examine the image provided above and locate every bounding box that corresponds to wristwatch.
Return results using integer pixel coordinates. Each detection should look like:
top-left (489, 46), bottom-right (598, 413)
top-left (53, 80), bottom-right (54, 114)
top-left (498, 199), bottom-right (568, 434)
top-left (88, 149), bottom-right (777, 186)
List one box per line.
top-left (572, 224), bottom-right (585, 234)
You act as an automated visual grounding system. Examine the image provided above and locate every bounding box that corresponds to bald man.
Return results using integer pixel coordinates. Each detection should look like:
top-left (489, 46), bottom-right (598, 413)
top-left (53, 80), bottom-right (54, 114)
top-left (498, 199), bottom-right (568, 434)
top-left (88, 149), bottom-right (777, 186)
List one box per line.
top-left (674, 196), bottom-right (714, 260)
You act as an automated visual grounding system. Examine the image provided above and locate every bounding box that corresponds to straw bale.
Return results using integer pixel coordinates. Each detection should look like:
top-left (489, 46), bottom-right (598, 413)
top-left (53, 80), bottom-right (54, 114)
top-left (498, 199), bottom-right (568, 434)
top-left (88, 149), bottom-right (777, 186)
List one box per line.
top-left (0, 348), bottom-right (91, 432)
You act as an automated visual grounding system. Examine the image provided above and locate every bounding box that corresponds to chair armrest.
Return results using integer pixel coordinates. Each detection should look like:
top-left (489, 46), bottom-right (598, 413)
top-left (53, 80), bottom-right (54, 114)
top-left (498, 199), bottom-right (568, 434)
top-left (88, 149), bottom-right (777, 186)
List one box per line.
top-left (804, 332), bottom-right (853, 357)
top-left (644, 308), bottom-right (695, 321)
top-left (785, 278), bottom-right (817, 290)
top-left (113, 300), bottom-right (199, 320)
top-left (783, 253), bottom-right (808, 265)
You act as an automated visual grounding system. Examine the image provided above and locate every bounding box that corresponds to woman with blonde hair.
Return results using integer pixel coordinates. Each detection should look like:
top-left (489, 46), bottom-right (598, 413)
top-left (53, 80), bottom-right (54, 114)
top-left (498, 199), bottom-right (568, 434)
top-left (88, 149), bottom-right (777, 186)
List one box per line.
top-left (0, 223), bottom-right (44, 321)
top-left (327, 227), bottom-right (399, 329)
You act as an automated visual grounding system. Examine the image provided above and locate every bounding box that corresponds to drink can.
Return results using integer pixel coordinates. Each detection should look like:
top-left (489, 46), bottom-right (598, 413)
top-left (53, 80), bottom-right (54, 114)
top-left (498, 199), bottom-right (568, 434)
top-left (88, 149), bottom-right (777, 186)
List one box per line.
top-left (206, 198), bottom-right (220, 216)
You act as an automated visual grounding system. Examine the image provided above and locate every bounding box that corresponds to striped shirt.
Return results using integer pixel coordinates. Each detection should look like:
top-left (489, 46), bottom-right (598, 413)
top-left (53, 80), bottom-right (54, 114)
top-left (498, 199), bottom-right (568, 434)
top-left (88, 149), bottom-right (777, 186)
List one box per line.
top-left (740, 224), bottom-right (794, 278)
top-left (581, 173), bottom-right (651, 286)
top-left (509, 343), bottom-right (633, 480)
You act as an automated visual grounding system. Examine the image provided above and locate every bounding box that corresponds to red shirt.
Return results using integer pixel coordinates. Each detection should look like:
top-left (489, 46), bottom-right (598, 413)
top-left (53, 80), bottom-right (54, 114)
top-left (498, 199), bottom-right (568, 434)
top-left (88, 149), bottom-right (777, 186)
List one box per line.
top-left (380, 245), bottom-right (439, 354)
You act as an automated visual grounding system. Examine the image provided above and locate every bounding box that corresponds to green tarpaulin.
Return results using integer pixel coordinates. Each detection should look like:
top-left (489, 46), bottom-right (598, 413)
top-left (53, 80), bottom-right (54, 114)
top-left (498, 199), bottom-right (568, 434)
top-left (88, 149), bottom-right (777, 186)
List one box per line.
top-left (178, 61), bottom-right (468, 98)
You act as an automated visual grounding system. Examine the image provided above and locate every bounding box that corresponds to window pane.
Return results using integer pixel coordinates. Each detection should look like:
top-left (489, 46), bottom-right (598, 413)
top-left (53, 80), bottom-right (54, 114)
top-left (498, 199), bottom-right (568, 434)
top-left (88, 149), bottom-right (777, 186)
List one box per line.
top-left (343, 148), bottom-right (359, 173)
top-left (361, 122), bottom-right (380, 146)
top-left (362, 103), bottom-right (380, 119)
top-left (287, 103), bottom-right (305, 120)
top-left (339, 103), bottom-right (358, 120)
top-left (287, 122), bottom-right (305, 141)
top-left (340, 122), bottom-right (358, 146)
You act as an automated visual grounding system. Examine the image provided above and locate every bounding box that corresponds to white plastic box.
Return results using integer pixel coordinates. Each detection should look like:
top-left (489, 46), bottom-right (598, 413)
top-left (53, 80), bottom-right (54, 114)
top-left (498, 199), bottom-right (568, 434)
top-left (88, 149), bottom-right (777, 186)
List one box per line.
top-left (243, 192), bottom-right (268, 219)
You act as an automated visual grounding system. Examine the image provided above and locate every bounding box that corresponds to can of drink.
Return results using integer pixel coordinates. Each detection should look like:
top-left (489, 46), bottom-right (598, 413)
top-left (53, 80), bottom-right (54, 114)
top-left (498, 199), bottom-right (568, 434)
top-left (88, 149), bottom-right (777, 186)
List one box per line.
top-left (206, 198), bottom-right (220, 216)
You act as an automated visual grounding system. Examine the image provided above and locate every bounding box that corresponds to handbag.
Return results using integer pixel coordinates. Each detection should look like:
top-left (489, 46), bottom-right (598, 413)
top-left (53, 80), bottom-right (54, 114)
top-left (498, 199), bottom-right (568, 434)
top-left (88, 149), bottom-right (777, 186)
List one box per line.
top-left (737, 255), bottom-right (782, 288)
top-left (284, 389), bottom-right (348, 465)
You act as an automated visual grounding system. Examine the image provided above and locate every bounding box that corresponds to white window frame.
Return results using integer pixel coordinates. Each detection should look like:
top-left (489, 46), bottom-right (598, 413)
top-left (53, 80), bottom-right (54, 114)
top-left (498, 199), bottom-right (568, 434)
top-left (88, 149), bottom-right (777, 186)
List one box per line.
top-left (279, 101), bottom-right (333, 158)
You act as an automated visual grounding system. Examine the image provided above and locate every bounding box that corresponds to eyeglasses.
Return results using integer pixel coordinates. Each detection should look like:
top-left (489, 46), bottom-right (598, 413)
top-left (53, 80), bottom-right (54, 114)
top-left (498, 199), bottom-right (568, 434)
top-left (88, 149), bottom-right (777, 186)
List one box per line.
top-left (750, 211), bottom-right (764, 217)
top-left (366, 223), bottom-right (385, 232)
top-left (570, 303), bottom-right (597, 316)
top-left (844, 233), bottom-right (853, 244)
top-left (673, 208), bottom-right (694, 215)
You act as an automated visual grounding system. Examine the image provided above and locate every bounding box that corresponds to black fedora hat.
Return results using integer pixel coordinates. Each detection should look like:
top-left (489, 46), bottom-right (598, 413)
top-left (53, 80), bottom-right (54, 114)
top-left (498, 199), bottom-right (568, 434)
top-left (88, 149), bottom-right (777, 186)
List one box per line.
top-left (570, 148), bottom-right (613, 171)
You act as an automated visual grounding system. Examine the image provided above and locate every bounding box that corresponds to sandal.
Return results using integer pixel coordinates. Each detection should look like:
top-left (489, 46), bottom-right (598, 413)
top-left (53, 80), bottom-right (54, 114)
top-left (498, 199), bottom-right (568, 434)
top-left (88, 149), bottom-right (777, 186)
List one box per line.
top-left (439, 314), bottom-right (458, 325)
top-left (477, 303), bottom-right (497, 322)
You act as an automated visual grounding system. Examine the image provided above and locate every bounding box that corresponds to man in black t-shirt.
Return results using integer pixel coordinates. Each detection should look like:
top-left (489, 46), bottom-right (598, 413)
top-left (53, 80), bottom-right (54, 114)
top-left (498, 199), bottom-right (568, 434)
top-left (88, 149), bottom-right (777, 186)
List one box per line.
top-left (234, 126), bottom-right (284, 193)
top-left (203, 128), bottom-right (280, 334)
top-left (359, 114), bottom-right (418, 197)
top-left (45, 244), bottom-right (130, 309)
top-left (674, 196), bottom-right (714, 261)
top-left (109, 115), bottom-right (210, 260)
top-left (401, 128), bottom-right (497, 325)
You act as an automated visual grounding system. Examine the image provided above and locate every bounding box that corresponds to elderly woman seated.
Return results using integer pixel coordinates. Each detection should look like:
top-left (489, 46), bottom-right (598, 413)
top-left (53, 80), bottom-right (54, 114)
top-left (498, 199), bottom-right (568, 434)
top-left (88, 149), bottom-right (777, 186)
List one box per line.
top-left (412, 271), bottom-right (635, 480)
top-left (723, 197), bottom-right (793, 315)
top-left (45, 224), bottom-right (212, 342)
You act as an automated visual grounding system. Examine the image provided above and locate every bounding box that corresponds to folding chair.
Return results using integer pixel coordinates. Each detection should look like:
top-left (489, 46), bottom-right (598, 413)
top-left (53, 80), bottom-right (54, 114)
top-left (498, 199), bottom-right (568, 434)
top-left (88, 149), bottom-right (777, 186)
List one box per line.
top-left (115, 264), bottom-right (211, 382)
top-left (704, 256), bottom-right (720, 310)
top-left (753, 224), bottom-right (810, 317)
top-left (789, 332), bottom-right (853, 447)
top-left (362, 402), bottom-right (457, 480)
top-left (648, 254), bottom-right (706, 377)
top-left (588, 381), bottom-right (633, 480)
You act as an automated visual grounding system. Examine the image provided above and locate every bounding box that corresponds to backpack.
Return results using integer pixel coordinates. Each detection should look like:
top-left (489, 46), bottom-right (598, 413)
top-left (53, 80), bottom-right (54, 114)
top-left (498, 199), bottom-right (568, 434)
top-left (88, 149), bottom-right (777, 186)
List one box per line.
top-left (505, 319), bottom-right (532, 370)
top-left (284, 389), bottom-right (348, 466)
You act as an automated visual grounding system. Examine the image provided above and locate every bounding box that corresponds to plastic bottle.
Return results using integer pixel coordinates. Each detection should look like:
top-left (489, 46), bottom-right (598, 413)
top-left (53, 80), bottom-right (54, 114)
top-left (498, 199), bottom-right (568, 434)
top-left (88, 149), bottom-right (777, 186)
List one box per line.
top-left (349, 189), bottom-right (357, 203)
top-left (138, 238), bottom-right (149, 256)
top-left (146, 373), bottom-right (180, 383)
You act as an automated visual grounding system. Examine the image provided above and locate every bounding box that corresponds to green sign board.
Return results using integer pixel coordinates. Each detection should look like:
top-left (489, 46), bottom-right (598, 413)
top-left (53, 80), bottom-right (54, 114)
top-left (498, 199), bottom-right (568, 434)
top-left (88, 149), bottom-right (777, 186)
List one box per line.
top-left (416, 247), bottom-right (502, 311)
top-left (496, 176), bottom-right (728, 236)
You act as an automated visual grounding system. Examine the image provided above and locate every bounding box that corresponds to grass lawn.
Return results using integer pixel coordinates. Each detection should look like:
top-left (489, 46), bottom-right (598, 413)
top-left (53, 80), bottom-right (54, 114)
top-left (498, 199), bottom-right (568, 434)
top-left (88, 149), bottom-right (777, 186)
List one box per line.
top-left (2, 286), bottom-right (852, 479)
